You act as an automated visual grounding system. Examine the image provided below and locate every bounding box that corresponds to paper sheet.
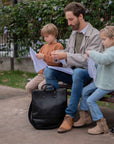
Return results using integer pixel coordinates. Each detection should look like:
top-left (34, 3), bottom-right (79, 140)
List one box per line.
top-left (88, 57), bottom-right (97, 81)
top-left (48, 66), bottom-right (73, 75)
top-left (30, 47), bottom-right (47, 73)
top-left (30, 48), bottom-right (73, 75)
top-left (54, 59), bottom-right (66, 65)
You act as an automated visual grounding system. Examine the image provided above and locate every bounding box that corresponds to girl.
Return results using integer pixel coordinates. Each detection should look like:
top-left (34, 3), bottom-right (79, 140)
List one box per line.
top-left (73, 26), bottom-right (114, 135)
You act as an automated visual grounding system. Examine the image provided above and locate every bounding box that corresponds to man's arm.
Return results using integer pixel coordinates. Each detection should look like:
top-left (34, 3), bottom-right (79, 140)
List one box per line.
top-left (66, 33), bottom-right (103, 68)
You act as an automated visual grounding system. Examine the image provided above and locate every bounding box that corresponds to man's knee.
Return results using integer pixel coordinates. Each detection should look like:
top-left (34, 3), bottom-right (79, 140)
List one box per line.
top-left (44, 67), bottom-right (51, 77)
top-left (73, 68), bottom-right (87, 80)
top-left (44, 67), bottom-right (55, 79)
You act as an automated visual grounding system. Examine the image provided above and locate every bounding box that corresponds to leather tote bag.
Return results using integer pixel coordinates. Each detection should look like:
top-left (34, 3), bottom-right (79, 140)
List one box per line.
top-left (28, 84), bottom-right (67, 129)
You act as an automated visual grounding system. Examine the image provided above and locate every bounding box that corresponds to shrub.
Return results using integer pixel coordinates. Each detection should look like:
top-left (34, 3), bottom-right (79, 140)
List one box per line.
top-left (0, 0), bottom-right (113, 56)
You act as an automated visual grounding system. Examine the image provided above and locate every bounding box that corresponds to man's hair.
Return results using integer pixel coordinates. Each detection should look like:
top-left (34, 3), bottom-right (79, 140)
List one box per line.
top-left (41, 23), bottom-right (58, 37)
top-left (100, 26), bottom-right (114, 39)
top-left (64, 2), bottom-right (85, 18)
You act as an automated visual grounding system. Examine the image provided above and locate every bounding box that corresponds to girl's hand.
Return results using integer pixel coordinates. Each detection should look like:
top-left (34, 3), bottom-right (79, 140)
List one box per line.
top-left (36, 53), bottom-right (44, 60)
top-left (86, 50), bottom-right (91, 57)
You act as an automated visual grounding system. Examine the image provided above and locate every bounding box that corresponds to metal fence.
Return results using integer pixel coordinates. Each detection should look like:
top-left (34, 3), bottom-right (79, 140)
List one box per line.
top-left (0, 34), bottom-right (14, 58)
top-left (0, 33), bottom-right (68, 58)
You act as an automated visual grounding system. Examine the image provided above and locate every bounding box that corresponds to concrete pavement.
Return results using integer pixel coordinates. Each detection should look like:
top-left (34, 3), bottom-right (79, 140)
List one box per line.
top-left (0, 85), bottom-right (114, 144)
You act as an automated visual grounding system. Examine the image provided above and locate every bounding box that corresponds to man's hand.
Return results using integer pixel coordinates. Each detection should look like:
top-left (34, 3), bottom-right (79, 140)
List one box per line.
top-left (51, 51), bottom-right (67, 60)
top-left (86, 50), bottom-right (91, 57)
top-left (36, 53), bottom-right (44, 60)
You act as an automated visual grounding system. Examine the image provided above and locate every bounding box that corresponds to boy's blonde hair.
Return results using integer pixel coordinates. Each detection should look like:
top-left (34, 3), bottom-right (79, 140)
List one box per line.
top-left (100, 26), bottom-right (114, 39)
top-left (41, 23), bottom-right (58, 38)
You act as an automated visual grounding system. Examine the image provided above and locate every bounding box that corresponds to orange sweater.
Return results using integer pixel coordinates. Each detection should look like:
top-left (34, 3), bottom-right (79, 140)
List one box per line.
top-left (38, 42), bottom-right (63, 74)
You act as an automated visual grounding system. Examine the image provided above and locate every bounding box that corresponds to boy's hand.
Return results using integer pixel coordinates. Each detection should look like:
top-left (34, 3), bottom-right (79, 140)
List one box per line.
top-left (36, 53), bottom-right (44, 60)
top-left (86, 50), bottom-right (91, 57)
top-left (51, 51), bottom-right (67, 60)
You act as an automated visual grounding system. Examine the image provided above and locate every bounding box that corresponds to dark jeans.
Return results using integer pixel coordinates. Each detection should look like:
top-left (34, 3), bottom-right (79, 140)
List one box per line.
top-left (44, 67), bottom-right (92, 118)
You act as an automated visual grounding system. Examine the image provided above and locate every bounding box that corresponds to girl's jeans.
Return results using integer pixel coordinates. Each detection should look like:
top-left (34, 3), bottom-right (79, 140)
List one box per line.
top-left (44, 67), bottom-right (92, 118)
top-left (80, 82), bottom-right (113, 121)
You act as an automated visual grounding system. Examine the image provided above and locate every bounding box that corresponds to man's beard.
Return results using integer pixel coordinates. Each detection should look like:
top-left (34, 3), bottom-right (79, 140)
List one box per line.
top-left (70, 19), bottom-right (80, 30)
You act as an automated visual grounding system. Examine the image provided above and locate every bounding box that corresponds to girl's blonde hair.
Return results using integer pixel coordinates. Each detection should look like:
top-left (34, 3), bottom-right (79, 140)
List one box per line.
top-left (41, 23), bottom-right (58, 38)
top-left (100, 26), bottom-right (114, 39)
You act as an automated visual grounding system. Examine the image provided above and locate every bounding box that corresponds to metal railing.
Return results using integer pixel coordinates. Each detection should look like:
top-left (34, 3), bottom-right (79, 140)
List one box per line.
top-left (0, 34), bottom-right (14, 57)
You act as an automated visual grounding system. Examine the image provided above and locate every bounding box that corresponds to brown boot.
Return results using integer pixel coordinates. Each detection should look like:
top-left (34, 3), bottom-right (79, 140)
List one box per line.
top-left (88, 118), bottom-right (109, 135)
top-left (73, 111), bottom-right (92, 127)
top-left (57, 115), bottom-right (73, 133)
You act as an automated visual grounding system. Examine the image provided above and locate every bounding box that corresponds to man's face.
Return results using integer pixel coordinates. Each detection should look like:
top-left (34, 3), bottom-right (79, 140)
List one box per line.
top-left (65, 11), bottom-right (80, 30)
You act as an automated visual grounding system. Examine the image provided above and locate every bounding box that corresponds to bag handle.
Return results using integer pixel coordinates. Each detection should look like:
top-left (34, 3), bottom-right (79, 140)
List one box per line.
top-left (41, 83), bottom-right (56, 91)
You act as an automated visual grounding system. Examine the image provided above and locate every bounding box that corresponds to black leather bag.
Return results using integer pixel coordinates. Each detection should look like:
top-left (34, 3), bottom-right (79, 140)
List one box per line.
top-left (28, 84), bottom-right (67, 129)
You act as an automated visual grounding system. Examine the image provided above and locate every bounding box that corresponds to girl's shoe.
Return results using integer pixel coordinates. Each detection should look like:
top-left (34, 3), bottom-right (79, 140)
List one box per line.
top-left (88, 118), bottom-right (109, 135)
top-left (73, 111), bottom-right (92, 127)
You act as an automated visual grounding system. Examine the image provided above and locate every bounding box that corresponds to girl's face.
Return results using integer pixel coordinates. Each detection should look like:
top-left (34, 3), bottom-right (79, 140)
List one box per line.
top-left (43, 34), bottom-right (56, 44)
top-left (100, 34), bottom-right (114, 49)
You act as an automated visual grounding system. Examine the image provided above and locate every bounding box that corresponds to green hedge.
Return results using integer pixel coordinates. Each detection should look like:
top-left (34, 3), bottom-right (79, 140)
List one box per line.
top-left (0, 0), bottom-right (113, 56)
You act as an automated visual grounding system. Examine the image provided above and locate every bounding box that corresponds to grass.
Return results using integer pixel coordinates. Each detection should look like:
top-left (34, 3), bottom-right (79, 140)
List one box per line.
top-left (97, 101), bottom-right (114, 109)
top-left (0, 70), bottom-right (114, 109)
top-left (0, 70), bottom-right (36, 89)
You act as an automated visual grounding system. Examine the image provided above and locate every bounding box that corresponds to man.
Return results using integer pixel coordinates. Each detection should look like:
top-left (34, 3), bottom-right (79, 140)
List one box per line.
top-left (44, 2), bottom-right (102, 133)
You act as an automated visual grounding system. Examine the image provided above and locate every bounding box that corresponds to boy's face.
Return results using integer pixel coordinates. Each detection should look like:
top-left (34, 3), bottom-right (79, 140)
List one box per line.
top-left (43, 34), bottom-right (56, 44)
top-left (100, 34), bottom-right (114, 49)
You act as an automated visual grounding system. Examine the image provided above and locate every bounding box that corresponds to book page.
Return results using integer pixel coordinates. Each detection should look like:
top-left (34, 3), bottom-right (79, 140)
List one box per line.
top-left (88, 57), bottom-right (97, 81)
top-left (30, 48), bottom-right (48, 73)
top-left (30, 47), bottom-right (73, 75)
top-left (48, 66), bottom-right (73, 75)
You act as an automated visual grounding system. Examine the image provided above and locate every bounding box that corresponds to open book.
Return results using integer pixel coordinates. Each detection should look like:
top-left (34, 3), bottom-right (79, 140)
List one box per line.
top-left (88, 57), bottom-right (97, 82)
top-left (30, 48), bottom-right (73, 75)
top-left (48, 66), bottom-right (73, 75)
